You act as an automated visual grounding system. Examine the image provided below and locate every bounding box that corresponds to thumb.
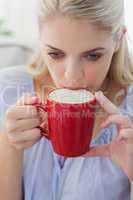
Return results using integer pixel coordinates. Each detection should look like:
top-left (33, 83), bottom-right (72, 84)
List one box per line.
top-left (39, 122), bottom-right (50, 139)
top-left (82, 144), bottom-right (110, 157)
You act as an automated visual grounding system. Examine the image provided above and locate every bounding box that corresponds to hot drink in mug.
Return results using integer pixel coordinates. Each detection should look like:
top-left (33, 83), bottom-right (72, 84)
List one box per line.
top-left (34, 88), bottom-right (97, 157)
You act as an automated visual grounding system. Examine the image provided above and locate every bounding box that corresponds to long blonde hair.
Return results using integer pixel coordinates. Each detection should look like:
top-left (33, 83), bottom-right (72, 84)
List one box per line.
top-left (28, 0), bottom-right (133, 97)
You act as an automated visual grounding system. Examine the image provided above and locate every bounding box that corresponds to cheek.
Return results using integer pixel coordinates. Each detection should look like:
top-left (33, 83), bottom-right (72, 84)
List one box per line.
top-left (85, 64), bottom-right (109, 80)
top-left (43, 54), bottom-right (53, 70)
top-left (47, 64), bottom-right (64, 78)
top-left (43, 56), bottom-right (64, 83)
top-left (85, 55), bottom-right (112, 86)
top-left (43, 55), bottom-right (57, 74)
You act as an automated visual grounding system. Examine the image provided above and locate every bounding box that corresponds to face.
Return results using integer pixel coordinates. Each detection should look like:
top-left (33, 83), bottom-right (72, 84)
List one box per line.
top-left (41, 16), bottom-right (118, 92)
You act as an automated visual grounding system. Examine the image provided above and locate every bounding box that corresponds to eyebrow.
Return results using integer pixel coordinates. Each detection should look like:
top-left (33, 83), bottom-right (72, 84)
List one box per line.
top-left (45, 44), bottom-right (106, 54)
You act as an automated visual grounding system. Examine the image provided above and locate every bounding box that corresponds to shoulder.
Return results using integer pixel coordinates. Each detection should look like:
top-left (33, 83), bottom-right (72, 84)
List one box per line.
top-left (0, 65), bottom-right (35, 107)
top-left (120, 84), bottom-right (133, 121)
top-left (125, 84), bottom-right (133, 107)
top-left (0, 65), bottom-right (35, 129)
top-left (126, 84), bottom-right (133, 95)
top-left (0, 65), bottom-right (34, 93)
top-left (0, 65), bottom-right (33, 84)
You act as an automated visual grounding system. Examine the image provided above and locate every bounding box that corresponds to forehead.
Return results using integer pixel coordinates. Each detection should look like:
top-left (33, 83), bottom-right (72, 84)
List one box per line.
top-left (41, 16), bottom-right (113, 52)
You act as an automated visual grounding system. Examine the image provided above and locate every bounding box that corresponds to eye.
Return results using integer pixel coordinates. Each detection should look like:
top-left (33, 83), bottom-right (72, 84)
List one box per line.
top-left (84, 53), bottom-right (102, 61)
top-left (47, 52), bottom-right (65, 59)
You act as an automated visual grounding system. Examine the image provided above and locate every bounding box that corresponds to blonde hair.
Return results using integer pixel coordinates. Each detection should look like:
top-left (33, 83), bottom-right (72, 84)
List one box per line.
top-left (28, 0), bottom-right (133, 97)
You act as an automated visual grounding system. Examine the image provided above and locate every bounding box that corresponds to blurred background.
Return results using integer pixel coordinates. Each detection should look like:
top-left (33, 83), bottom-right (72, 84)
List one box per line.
top-left (0, 0), bottom-right (132, 68)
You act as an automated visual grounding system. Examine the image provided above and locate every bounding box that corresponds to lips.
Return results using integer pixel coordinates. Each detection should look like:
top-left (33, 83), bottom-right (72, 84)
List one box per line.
top-left (62, 86), bottom-right (88, 90)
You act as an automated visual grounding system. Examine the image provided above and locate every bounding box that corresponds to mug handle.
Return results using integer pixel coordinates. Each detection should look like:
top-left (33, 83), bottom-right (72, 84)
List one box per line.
top-left (32, 102), bottom-right (51, 140)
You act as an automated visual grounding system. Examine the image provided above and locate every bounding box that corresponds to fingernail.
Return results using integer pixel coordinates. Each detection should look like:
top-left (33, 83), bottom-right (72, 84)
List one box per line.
top-left (95, 91), bottom-right (106, 103)
top-left (95, 91), bottom-right (102, 96)
top-left (95, 91), bottom-right (102, 100)
top-left (32, 96), bottom-right (41, 104)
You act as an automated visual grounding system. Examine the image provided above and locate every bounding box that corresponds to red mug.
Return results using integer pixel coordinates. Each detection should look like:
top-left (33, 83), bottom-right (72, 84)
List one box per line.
top-left (34, 88), bottom-right (97, 157)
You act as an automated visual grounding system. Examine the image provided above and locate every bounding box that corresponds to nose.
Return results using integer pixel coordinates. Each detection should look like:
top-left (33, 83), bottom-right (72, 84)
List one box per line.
top-left (64, 58), bottom-right (84, 83)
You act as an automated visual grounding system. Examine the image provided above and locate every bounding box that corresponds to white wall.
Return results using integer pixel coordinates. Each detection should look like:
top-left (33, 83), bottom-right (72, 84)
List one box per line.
top-left (0, 0), bottom-right (39, 48)
top-left (0, 0), bottom-right (132, 48)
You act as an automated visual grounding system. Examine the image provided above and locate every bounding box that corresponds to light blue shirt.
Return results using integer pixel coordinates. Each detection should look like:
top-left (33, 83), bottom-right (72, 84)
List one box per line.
top-left (0, 66), bottom-right (132, 200)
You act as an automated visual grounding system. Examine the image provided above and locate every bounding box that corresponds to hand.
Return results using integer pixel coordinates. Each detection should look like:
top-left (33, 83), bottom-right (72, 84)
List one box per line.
top-left (83, 91), bottom-right (133, 181)
top-left (5, 93), bottom-right (42, 150)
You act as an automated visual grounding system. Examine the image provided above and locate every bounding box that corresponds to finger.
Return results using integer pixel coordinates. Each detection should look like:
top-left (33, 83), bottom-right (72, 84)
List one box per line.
top-left (16, 93), bottom-right (40, 106)
top-left (40, 129), bottom-right (50, 139)
top-left (8, 128), bottom-right (41, 143)
top-left (95, 91), bottom-right (120, 115)
top-left (11, 138), bottom-right (41, 150)
top-left (38, 109), bottom-right (48, 123)
top-left (6, 117), bottom-right (41, 132)
top-left (39, 121), bottom-right (50, 139)
top-left (6, 105), bottom-right (38, 120)
top-left (101, 114), bottom-right (133, 129)
top-left (82, 144), bottom-right (110, 157)
top-left (40, 121), bottom-right (49, 133)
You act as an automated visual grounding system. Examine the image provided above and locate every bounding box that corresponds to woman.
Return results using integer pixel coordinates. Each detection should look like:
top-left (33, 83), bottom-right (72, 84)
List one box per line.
top-left (0, 0), bottom-right (133, 199)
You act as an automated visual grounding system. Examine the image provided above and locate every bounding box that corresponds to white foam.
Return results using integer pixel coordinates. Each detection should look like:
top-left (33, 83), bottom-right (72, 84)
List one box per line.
top-left (49, 88), bottom-right (94, 104)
